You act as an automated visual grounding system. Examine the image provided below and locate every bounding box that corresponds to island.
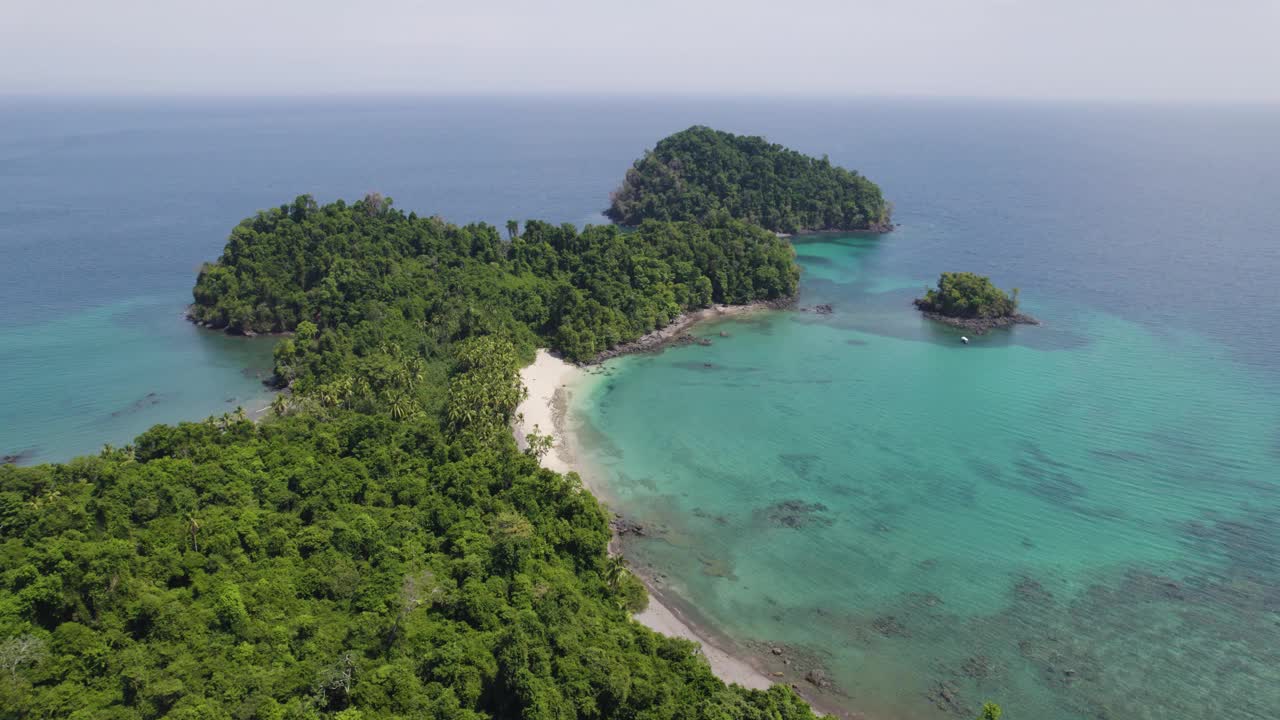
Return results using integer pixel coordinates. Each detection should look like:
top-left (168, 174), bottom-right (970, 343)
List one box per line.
top-left (605, 125), bottom-right (892, 234)
top-left (0, 128), bottom-right (1000, 719)
top-left (188, 195), bottom-right (798, 364)
top-left (914, 271), bottom-right (1039, 333)
top-left (2, 187), bottom-right (820, 716)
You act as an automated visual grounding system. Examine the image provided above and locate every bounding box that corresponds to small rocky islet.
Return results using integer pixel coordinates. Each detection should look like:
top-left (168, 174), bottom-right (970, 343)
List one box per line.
top-left (914, 271), bottom-right (1039, 334)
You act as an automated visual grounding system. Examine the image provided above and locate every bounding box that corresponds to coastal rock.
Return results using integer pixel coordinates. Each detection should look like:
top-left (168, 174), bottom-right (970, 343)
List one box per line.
top-left (761, 500), bottom-right (832, 529)
top-left (926, 681), bottom-right (970, 715)
top-left (2, 448), bottom-right (37, 465)
top-left (1013, 577), bottom-right (1054, 605)
top-left (916, 308), bottom-right (1040, 335)
top-left (805, 669), bottom-right (831, 688)
top-left (691, 507), bottom-right (730, 525)
top-left (960, 654), bottom-right (995, 679)
top-left (111, 392), bottom-right (163, 418)
top-left (871, 614), bottom-right (909, 637)
top-left (798, 303), bottom-right (833, 314)
top-left (610, 515), bottom-right (647, 538)
top-left (585, 298), bottom-right (794, 364)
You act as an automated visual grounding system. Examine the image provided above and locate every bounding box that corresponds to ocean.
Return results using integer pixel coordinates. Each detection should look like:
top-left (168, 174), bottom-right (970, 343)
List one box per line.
top-left (3, 96), bottom-right (1278, 718)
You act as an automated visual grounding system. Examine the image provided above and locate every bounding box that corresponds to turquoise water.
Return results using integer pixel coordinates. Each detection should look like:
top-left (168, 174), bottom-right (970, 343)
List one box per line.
top-left (0, 295), bottom-right (275, 463)
top-left (573, 235), bottom-right (1280, 719)
top-left (4, 97), bottom-right (1276, 468)
top-left (3, 97), bottom-right (1278, 717)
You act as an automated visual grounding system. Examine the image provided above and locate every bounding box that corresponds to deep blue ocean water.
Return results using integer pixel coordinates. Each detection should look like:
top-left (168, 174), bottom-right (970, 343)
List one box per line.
top-left (2, 97), bottom-right (1278, 718)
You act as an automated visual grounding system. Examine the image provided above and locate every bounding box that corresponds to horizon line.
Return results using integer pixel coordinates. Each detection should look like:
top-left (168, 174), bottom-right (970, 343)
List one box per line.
top-left (2, 91), bottom-right (1279, 108)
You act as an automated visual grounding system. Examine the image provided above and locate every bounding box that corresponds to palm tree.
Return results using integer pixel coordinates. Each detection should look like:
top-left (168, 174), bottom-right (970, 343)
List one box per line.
top-left (604, 555), bottom-right (626, 591)
top-left (351, 376), bottom-right (372, 407)
top-left (270, 394), bottom-right (290, 417)
top-left (404, 356), bottom-right (425, 391)
top-left (388, 394), bottom-right (415, 422)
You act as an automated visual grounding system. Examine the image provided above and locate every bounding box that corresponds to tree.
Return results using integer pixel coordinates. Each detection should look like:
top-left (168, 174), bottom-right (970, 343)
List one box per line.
top-left (185, 512), bottom-right (201, 551)
top-left (315, 652), bottom-right (356, 710)
top-left (506, 220), bottom-right (519, 241)
top-left (270, 393), bottom-right (291, 417)
top-left (384, 570), bottom-right (441, 651)
top-left (914, 272), bottom-right (1019, 318)
top-left (188, 195), bottom-right (798, 363)
top-left (523, 424), bottom-right (554, 461)
top-left (0, 634), bottom-right (45, 680)
top-left (978, 701), bottom-right (1003, 720)
top-left (212, 584), bottom-right (249, 634)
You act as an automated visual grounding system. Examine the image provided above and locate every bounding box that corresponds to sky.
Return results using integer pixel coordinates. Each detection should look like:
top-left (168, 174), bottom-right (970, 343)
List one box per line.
top-left (3, 0), bottom-right (1278, 102)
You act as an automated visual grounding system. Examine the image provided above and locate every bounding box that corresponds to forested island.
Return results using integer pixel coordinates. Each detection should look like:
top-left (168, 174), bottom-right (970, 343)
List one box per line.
top-left (606, 126), bottom-right (891, 234)
top-left (0, 191), bottom-right (820, 719)
top-left (188, 195), bottom-right (797, 364)
top-left (914, 272), bottom-right (1038, 333)
top-left (0, 128), bottom-right (1009, 720)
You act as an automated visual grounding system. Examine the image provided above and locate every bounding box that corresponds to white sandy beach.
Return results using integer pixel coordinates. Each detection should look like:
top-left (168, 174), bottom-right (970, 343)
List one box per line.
top-left (514, 349), bottom-right (772, 691)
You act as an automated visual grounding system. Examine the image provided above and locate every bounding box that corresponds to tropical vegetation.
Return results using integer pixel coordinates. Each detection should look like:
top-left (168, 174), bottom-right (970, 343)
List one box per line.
top-left (0, 402), bottom-right (817, 719)
top-left (914, 272), bottom-right (1020, 319)
top-left (0, 193), bottom-right (819, 719)
top-left (188, 194), bottom-right (798, 363)
top-left (606, 126), bottom-right (890, 234)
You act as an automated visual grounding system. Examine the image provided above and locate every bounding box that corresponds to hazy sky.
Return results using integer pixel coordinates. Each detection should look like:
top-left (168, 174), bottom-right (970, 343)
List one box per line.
top-left (4, 0), bottom-right (1278, 101)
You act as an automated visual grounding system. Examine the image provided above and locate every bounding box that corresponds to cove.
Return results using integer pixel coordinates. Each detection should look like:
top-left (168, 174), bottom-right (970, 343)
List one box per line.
top-left (571, 235), bottom-right (1280, 719)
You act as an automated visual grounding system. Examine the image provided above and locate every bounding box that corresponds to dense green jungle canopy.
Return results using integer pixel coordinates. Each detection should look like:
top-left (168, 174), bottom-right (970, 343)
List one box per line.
top-left (0, 192), bottom-right (818, 720)
top-left (606, 126), bottom-right (890, 234)
top-left (188, 194), bottom-right (798, 364)
top-left (914, 272), bottom-right (1020, 319)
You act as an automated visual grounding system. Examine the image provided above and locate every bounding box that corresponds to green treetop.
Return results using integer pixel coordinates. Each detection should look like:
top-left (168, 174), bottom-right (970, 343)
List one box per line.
top-left (914, 272), bottom-right (1021, 319)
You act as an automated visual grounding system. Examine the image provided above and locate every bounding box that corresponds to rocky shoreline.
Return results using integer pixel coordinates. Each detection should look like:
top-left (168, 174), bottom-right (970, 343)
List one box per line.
top-left (917, 309), bottom-right (1040, 334)
top-left (2, 448), bottom-right (37, 466)
top-left (584, 297), bottom-right (795, 364)
top-left (777, 222), bottom-right (898, 239)
top-left (184, 306), bottom-right (294, 338)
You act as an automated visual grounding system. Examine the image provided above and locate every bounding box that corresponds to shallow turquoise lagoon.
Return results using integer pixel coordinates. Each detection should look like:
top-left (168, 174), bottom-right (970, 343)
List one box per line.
top-left (573, 236), bottom-right (1280, 720)
top-left (3, 97), bottom-right (1277, 717)
top-left (0, 296), bottom-right (275, 464)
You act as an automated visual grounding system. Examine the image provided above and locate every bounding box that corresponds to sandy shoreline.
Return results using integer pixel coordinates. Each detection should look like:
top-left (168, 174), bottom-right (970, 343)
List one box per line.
top-left (514, 348), bottom-right (774, 691)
